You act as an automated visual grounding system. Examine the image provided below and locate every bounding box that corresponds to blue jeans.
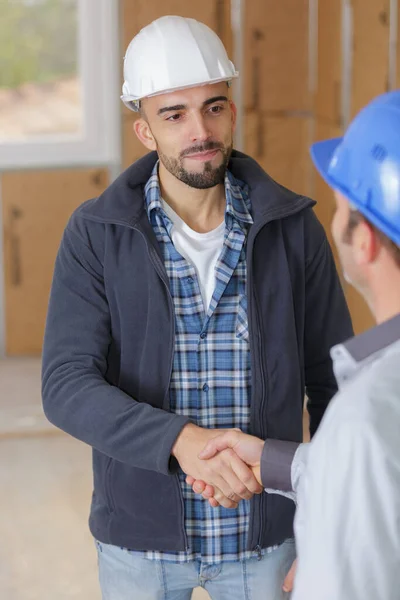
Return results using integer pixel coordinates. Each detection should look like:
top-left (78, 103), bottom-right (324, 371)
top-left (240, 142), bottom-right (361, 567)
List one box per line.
top-left (96, 539), bottom-right (296, 600)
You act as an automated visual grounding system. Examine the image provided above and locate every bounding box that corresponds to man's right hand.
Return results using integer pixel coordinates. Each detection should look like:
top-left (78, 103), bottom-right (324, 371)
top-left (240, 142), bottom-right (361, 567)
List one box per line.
top-left (172, 424), bottom-right (263, 508)
top-left (198, 429), bottom-right (264, 474)
top-left (185, 430), bottom-right (265, 506)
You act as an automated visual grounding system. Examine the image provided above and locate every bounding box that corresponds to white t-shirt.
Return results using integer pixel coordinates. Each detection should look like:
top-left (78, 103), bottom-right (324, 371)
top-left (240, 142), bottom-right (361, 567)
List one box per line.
top-left (161, 200), bottom-right (225, 313)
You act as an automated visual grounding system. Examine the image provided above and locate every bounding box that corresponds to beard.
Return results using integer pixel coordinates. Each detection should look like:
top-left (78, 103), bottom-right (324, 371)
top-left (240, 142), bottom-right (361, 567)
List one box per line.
top-left (157, 140), bottom-right (233, 189)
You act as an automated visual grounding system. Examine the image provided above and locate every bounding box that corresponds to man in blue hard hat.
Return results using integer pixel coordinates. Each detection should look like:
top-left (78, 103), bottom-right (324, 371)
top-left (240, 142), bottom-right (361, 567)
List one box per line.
top-left (188, 90), bottom-right (400, 599)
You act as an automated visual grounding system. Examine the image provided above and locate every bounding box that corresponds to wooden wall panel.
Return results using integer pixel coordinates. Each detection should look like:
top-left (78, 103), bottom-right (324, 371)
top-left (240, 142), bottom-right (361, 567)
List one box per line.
top-left (397, 0), bottom-right (400, 87)
top-left (2, 168), bottom-right (109, 355)
top-left (243, 0), bottom-right (310, 113)
top-left (315, 1), bottom-right (342, 125)
top-left (121, 0), bottom-right (232, 57)
top-left (312, 121), bottom-right (342, 256)
top-left (351, 0), bottom-right (389, 118)
top-left (244, 114), bottom-right (312, 198)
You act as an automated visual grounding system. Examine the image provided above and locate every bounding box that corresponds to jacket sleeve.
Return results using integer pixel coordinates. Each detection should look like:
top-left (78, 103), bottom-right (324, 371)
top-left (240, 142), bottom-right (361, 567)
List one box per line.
top-left (303, 211), bottom-right (353, 436)
top-left (41, 216), bottom-right (190, 475)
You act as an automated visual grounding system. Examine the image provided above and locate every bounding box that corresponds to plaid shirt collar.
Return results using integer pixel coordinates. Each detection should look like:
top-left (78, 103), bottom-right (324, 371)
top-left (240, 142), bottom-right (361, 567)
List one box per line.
top-left (144, 161), bottom-right (253, 229)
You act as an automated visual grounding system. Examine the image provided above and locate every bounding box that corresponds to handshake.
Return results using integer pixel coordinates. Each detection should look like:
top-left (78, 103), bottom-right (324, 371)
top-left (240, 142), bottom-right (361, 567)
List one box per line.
top-left (172, 423), bottom-right (266, 509)
top-left (172, 423), bottom-right (298, 594)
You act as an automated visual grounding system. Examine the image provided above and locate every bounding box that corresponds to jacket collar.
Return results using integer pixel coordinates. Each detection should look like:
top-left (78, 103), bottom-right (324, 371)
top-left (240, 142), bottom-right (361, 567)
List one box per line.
top-left (77, 150), bottom-right (315, 228)
top-left (144, 161), bottom-right (253, 229)
top-left (331, 313), bottom-right (400, 388)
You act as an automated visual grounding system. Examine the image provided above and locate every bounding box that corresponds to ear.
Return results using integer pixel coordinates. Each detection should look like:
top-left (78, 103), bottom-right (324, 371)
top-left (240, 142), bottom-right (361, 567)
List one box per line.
top-left (353, 220), bottom-right (379, 266)
top-left (134, 118), bottom-right (157, 151)
top-left (230, 101), bottom-right (237, 134)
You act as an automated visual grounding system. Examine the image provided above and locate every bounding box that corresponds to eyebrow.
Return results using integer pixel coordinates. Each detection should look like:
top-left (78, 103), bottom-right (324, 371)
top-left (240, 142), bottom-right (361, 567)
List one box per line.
top-left (203, 95), bottom-right (228, 106)
top-left (157, 96), bottom-right (229, 116)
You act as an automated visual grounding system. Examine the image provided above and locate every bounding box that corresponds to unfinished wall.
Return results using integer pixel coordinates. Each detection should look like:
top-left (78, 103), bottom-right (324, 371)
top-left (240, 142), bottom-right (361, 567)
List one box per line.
top-left (345, 0), bottom-right (389, 333)
top-left (1, 0), bottom-right (397, 355)
top-left (2, 169), bottom-right (109, 355)
top-left (243, 0), bottom-right (312, 198)
top-left (314, 1), bottom-right (391, 335)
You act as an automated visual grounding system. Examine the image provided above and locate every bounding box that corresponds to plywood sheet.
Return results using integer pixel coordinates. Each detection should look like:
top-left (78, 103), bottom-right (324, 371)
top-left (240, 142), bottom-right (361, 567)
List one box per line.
top-left (121, 0), bottom-right (232, 65)
top-left (351, 0), bottom-right (389, 118)
top-left (243, 0), bottom-right (310, 112)
top-left (312, 121), bottom-right (342, 256)
top-left (315, 1), bottom-right (342, 124)
top-left (244, 113), bottom-right (312, 198)
top-left (2, 168), bottom-right (109, 355)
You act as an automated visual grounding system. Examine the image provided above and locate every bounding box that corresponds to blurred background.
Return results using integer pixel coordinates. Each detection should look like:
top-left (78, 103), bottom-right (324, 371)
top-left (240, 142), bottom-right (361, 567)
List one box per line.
top-left (0, 0), bottom-right (395, 598)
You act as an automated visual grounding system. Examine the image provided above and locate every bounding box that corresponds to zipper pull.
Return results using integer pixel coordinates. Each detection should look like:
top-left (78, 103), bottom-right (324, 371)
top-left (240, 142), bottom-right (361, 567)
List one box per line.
top-left (255, 545), bottom-right (262, 561)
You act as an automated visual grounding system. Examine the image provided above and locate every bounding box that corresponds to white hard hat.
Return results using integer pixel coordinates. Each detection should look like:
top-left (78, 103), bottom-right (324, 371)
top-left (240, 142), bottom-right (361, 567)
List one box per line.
top-left (121, 15), bottom-right (239, 112)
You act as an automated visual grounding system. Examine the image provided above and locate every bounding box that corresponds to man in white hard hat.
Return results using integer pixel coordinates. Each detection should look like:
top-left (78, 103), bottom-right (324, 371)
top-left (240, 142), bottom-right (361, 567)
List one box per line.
top-left (42, 15), bottom-right (352, 600)
top-left (189, 90), bottom-right (400, 600)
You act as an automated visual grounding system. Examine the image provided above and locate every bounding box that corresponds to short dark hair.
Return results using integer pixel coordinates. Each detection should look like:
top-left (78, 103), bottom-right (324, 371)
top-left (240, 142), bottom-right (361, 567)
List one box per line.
top-left (138, 103), bottom-right (147, 120)
top-left (343, 210), bottom-right (400, 268)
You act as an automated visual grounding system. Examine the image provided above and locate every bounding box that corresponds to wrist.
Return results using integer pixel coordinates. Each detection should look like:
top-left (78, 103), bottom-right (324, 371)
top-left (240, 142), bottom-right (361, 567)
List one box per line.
top-left (171, 422), bottom-right (199, 460)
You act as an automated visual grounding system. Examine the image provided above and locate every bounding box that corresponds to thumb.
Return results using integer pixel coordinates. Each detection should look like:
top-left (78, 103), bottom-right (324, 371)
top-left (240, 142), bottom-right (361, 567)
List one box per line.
top-left (283, 558), bottom-right (297, 593)
top-left (198, 431), bottom-right (237, 460)
top-left (198, 438), bottom-right (221, 460)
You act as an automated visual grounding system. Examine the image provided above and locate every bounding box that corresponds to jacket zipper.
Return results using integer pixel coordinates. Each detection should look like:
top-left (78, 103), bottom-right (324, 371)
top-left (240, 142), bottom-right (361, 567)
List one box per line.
top-left (135, 227), bottom-right (188, 550)
top-left (247, 222), bottom-right (268, 552)
top-left (254, 287), bottom-right (267, 549)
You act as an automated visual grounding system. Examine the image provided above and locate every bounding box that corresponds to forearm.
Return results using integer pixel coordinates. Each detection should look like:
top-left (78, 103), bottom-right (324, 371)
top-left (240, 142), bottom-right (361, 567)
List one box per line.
top-left (43, 363), bottom-right (190, 475)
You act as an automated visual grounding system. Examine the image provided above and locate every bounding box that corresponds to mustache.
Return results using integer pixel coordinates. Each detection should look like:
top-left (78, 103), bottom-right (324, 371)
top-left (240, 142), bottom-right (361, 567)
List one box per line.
top-left (180, 141), bottom-right (224, 158)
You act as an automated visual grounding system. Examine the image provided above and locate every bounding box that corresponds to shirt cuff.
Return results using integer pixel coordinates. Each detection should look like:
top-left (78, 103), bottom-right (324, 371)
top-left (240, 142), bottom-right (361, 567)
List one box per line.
top-left (261, 439), bottom-right (300, 492)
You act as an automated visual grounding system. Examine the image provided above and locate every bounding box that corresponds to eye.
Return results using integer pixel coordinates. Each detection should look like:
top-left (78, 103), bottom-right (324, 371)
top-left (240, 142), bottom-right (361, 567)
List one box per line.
top-left (208, 105), bottom-right (224, 114)
top-left (166, 113), bottom-right (182, 122)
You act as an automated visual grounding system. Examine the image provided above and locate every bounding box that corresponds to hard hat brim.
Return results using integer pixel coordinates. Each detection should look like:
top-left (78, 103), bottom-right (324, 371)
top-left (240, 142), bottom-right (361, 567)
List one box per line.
top-left (310, 137), bottom-right (343, 189)
top-left (311, 136), bottom-right (400, 245)
top-left (121, 73), bottom-right (239, 112)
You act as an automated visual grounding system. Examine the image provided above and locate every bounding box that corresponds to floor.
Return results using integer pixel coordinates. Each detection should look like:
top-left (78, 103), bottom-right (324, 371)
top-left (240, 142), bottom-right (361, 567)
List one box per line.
top-left (0, 358), bottom-right (309, 599)
top-left (0, 358), bottom-right (210, 600)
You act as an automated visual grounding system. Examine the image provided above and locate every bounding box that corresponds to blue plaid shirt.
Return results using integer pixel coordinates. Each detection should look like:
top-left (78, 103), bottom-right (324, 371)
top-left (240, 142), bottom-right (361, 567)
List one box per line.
top-left (135, 163), bottom-right (273, 564)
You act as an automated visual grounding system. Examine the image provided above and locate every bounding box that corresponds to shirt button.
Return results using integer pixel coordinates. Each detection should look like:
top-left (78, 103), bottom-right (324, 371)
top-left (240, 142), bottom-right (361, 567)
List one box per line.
top-left (200, 332), bottom-right (207, 339)
top-left (202, 383), bottom-right (209, 392)
top-left (186, 276), bottom-right (194, 284)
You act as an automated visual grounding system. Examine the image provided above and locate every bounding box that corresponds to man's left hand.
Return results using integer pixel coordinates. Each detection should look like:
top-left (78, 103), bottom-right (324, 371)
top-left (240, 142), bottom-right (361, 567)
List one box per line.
top-left (283, 559), bottom-right (297, 592)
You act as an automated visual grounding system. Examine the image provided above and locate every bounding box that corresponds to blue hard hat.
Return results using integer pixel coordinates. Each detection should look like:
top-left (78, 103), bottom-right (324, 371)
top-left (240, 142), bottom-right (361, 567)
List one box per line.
top-left (310, 90), bottom-right (400, 245)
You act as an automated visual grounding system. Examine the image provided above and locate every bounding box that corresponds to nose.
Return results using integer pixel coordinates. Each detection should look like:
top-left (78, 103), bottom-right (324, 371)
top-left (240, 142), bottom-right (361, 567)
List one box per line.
top-left (189, 112), bottom-right (211, 143)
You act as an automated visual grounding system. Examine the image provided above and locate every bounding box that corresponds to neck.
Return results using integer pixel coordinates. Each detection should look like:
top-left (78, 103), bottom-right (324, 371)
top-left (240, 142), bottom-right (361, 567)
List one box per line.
top-left (365, 263), bottom-right (400, 325)
top-left (158, 161), bottom-right (226, 233)
top-left (371, 290), bottom-right (400, 325)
